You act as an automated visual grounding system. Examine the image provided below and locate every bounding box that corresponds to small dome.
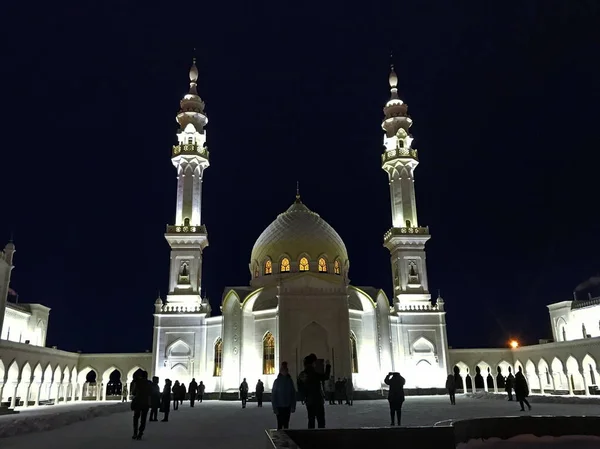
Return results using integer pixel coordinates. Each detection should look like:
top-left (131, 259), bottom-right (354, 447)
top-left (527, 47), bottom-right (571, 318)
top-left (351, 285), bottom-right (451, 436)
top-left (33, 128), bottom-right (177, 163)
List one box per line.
top-left (250, 198), bottom-right (348, 277)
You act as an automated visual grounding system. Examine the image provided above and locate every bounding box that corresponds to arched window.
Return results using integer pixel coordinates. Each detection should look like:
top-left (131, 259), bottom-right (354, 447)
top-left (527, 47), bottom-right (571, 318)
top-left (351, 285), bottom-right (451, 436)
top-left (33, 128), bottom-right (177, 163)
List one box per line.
top-left (318, 257), bottom-right (327, 272)
top-left (213, 338), bottom-right (223, 377)
top-left (280, 258), bottom-right (290, 273)
top-left (334, 259), bottom-right (341, 275)
top-left (264, 260), bottom-right (273, 275)
top-left (350, 333), bottom-right (359, 373)
top-left (299, 257), bottom-right (309, 271)
top-left (263, 332), bottom-right (275, 375)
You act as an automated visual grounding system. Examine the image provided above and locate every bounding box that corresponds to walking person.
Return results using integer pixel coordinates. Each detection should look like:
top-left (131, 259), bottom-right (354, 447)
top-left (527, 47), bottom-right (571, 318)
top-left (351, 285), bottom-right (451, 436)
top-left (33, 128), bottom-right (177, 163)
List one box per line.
top-left (272, 362), bottom-right (297, 430)
top-left (121, 384), bottom-right (128, 403)
top-left (446, 374), bottom-right (456, 405)
top-left (345, 377), bottom-right (354, 406)
top-left (297, 354), bottom-right (331, 429)
top-left (384, 372), bottom-right (405, 426)
top-left (172, 380), bottom-right (180, 410)
top-left (239, 378), bottom-right (249, 408)
top-left (197, 381), bottom-right (205, 403)
top-left (188, 378), bottom-right (198, 407)
top-left (149, 376), bottom-right (161, 421)
top-left (335, 378), bottom-right (343, 405)
top-left (505, 368), bottom-right (515, 401)
top-left (514, 367), bottom-right (532, 411)
top-left (131, 370), bottom-right (151, 440)
top-left (256, 379), bottom-right (265, 407)
top-left (160, 379), bottom-right (172, 422)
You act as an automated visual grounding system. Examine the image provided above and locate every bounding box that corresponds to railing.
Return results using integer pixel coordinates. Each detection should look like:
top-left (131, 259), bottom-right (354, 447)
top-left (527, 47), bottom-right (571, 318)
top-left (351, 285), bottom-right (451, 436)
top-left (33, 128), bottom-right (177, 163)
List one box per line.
top-left (161, 304), bottom-right (208, 313)
top-left (166, 224), bottom-right (207, 234)
top-left (384, 226), bottom-right (429, 242)
top-left (571, 296), bottom-right (600, 310)
top-left (172, 143), bottom-right (209, 159)
top-left (397, 303), bottom-right (439, 312)
top-left (381, 147), bottom-right (418, 164)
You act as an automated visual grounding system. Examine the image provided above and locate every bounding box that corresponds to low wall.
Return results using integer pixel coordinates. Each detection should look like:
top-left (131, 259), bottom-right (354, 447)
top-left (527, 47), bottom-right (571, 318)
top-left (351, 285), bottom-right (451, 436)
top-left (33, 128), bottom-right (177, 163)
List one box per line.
top-left (267, 416), bottom-right (600, 449)
top-left (468, 391), bottom-right (600, 405)
top-left (0, 403), bottom-right (130, 439)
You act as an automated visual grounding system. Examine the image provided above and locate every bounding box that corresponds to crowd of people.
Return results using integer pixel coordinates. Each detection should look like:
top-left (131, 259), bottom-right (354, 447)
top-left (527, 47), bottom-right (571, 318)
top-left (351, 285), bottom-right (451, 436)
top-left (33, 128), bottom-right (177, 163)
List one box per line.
top-left (127, 354), bottom-right (534, 438)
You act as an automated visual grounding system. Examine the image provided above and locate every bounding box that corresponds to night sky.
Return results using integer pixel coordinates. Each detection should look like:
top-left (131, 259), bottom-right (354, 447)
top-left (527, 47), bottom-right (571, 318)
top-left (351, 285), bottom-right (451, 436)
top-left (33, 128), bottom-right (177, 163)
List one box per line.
top-left (2, 2), bottom-right (599, 354)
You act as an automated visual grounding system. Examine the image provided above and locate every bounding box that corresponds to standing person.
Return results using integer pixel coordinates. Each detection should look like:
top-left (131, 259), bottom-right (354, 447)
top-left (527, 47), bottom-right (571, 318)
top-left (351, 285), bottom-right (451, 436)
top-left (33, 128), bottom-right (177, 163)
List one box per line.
top-left (384, 372), bottom-right (405, 426)
top-left (514, 367), bottom-right (532, 411)
top-left (179, 382), bottom-right (186, 405)
top-left (197, 381), bottom-right (205, 403)
top-left (172, 381), bottom-right (180, 410)
top-left (188, 378), bottom-right (198, 407)
top-left (335, 378), bottom-right (343, 405)
top-left (446, 374), bottom-right (456, 405)
top-left (131, 370), bottom-right (151, 440)
top-left (121, 384), bottom-right (128, 403)
top-left (297, 354), bottom-right (331, 429)
top-left (256, 379), bottom-right (265, 407)
top-left (239, 378), bottom-right (249, 408)
top-left (160, 379), bottom-right (172, 422)
top-left (345, 376), bottom-right (354, 406)
top-left (272, 362), bottom-right (296, 430)
top-left (505, 368), bottom-right (515, 401)
top-left (149, 376), bottom-right (161, 421)
top-left (326, 376), bottom-right (335, 405)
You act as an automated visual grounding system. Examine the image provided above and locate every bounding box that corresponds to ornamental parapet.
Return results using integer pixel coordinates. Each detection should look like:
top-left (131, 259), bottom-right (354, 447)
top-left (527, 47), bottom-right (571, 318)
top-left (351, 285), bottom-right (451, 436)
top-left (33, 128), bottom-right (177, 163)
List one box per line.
top-left (166, 224), bottom-right (207, 234)
top-left (381, 147), bottom-right (418, 164)
top-left (161, 303), bottom-right (209, 314)
top-left (571, 297), bottom-right (600, 310)
top-left (397, 303), bottom-right (439, 312)
top-left (384, 226), bottom-right (429, 242)
top-left (172, 143), bottom-right (209, 159)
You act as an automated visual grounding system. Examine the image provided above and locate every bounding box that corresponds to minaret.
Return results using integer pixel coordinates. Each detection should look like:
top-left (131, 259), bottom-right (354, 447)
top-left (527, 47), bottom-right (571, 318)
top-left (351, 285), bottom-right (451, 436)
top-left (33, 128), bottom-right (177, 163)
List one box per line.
top-left (381, 65), bottom-right (431, 305)
top-left (165, 59), bottom-right (210, 304)
top-left (0, 241), bottom-right (15, 338)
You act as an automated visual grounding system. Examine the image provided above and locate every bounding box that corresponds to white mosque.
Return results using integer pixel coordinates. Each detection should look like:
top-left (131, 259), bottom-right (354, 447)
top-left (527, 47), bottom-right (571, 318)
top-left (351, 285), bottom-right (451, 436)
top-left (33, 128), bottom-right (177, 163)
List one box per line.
top-left (1, 62), bottom-right (599, 409)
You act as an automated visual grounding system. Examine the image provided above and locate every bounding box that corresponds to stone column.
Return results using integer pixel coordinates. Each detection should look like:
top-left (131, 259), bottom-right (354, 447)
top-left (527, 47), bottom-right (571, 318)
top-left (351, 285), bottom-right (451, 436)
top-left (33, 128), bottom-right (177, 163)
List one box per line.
top-left (9, 382), bottom-right (18, 408)
top-left (78, 383), bottom-right (84, 401)
top-left (538, 374), bottom-right (545, 395)
top-left (581, 370), bottom-right (590, 396)
top-left (549, 370), bottom-right (556, 392)
top-left (22, 383), bottom-right (31, 408)
top-left (96, 383), bottom-right (102, 401)
top-left (461, 375), bottom-right (467, 394)
top-left (470, 375), bottom-right (476, 394)
top-left (34, 383), bottom-right (42, 406)
top-left (54, 383), bottom-right (61, 404)
top-left (492, 374), bottom-right (498, 393)
top-left (568, 373), bottom-right (574, 395)
top-left (0, 381), bottom-right (5, 403)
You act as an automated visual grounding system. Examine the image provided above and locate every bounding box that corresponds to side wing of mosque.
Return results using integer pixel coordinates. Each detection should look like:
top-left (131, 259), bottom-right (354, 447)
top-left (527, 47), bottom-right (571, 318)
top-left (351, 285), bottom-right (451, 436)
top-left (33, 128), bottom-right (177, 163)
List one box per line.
top-left (1, 63), bottom-right (600, 408)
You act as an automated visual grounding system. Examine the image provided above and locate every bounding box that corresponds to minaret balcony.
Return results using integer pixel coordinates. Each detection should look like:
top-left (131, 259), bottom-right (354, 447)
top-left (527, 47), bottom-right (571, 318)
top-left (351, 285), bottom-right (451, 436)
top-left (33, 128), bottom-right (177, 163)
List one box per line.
top-left (166, 224), bottom-right (207, 234)
top-left (382, 147), bottom-right (418, 165)
top-left (383, 226), bottom-right (429, 243)
top-left (172, 143), bottom-right (209, 160)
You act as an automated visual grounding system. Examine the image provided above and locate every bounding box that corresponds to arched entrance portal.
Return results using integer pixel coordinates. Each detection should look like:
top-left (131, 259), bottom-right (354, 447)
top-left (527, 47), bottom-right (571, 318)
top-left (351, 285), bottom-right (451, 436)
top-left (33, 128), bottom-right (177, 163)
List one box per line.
top-left (300, 322), bottom-right (330, 375)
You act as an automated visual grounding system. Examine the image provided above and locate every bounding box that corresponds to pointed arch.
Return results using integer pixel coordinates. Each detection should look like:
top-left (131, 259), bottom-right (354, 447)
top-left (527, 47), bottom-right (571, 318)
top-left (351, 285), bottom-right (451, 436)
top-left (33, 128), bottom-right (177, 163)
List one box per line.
top-left (166, 339), bottom-right (192, 357)
top-left (350, 332), bottom-right (358, 373)
top-left (264, 258), bottom-right (273, 275)
top-left (213, 337), bottom-right (223, 377)
top-left (318, 257), bottom-right (328, 273)
top-left (412, 336), bottom-right (435, 354)
top-left (263, 332), bottom-right (276, 375)
top-left (299, 256), bottom-right (310, 272)
top-left (280, 257), bottom-right (290, 273)
top-left (333, 258), bottom-right (341, 275)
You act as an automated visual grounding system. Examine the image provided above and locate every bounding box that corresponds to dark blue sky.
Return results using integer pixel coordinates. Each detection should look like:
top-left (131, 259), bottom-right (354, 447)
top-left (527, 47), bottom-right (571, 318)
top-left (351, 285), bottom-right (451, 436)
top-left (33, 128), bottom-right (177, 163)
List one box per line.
top-left (2, 2), bottom-right (599, 353)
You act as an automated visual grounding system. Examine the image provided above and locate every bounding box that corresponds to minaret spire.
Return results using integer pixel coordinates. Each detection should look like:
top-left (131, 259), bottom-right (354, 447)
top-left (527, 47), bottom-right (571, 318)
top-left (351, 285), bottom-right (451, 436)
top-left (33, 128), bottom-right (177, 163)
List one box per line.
top-left (165, 60), bottom-right (210, 304)
top-left (381, 59), bottom-right (431, 305)
top-left (295, 181), bottom-right (301, 203)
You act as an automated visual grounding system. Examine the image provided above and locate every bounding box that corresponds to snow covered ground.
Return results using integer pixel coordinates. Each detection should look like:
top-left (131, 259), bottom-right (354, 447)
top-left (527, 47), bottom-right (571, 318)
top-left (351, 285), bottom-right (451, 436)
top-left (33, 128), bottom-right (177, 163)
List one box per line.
top-left (1, 396), bottom-right (599, 448)
top-left (459, 434), bottom-right (600, 448)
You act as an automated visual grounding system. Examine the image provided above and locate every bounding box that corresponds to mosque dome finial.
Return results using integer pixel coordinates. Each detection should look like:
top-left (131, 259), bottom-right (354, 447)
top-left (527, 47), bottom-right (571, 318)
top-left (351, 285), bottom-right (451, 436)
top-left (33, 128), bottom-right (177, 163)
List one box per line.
top-left (295, 181), bottom-right (301, 203)
top-left (189, 57), bottom-right (199, 83)
top-left (389, 64), bottom-right (398, 89)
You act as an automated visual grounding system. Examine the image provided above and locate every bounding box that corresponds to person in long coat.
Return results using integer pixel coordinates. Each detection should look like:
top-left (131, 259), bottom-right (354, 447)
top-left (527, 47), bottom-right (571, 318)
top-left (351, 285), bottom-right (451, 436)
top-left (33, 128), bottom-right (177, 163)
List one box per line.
top-left (239, 378), bottom-right (249, 408)
top-left (255, 379), bottom-right (265, 407)
top-left (172, 381), bottom-right (180, 410)
top-left (160, 379), bottom-right (172, 422)
top-left (505, 368), bottom-right (515, 401)
top-left (446, 374), bottom-right (456, 405)
top-left (130, 370), bottom-right (151, 440)
top-left (197, 381), bottom-right (205, 403)
top-left (188, 378), bottom-right (198, 407)
top-left (345, 377), bottom-right (354, 406)
top-left (271, 362), bottom-right (297, 429)
top-left (384, 372), bottom-right (405, 426)
top-left (514, 367), bottom-right (532, 411)
top-left (149, 376), bottom-right (161, 421)
top-left (297, 354), bottom-right (331, 429)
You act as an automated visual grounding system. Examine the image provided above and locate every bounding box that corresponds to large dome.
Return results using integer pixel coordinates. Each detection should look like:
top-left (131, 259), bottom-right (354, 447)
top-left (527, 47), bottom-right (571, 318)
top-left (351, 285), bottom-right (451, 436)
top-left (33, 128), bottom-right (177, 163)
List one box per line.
top-left (250, 197), bottom-right (349, 280)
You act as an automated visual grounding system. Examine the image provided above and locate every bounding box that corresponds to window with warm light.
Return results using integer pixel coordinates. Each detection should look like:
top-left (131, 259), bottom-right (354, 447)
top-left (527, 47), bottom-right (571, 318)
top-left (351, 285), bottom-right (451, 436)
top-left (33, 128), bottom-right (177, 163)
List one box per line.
top-left (280, 258), bottom-right (290, 272)
top-left (350, 334), bottom-right (359, 373)
top-left (299, 257), bottom-right (309, 271)
top-left (318, 258), bottom-right (327, 272)
top-left (213, 338), bottom-right (223, 377)
top-left (263, 332), bottom-right (275, 375)
top-left (334, 259), bottom-right (341, 275)
top-left (264, 260), bottom-right (273, 275)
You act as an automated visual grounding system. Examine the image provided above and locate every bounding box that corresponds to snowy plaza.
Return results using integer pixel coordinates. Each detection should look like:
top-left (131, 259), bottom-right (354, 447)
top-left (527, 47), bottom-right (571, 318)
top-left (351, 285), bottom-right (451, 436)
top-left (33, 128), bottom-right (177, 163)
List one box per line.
top-left (1, 396), bottom-right (600, 448)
